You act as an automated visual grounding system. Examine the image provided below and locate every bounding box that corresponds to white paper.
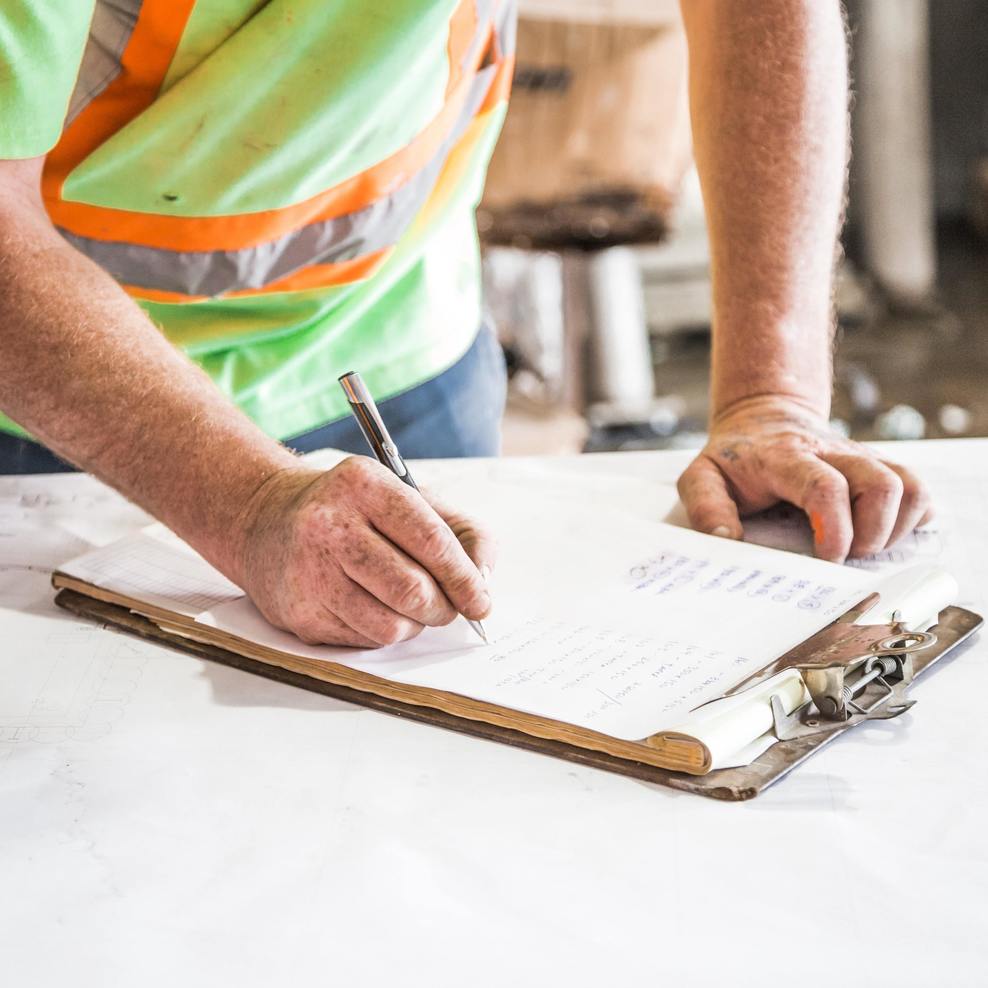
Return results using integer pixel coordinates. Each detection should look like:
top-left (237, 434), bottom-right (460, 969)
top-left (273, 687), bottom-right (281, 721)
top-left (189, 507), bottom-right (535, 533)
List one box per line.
top-left (61, 530), bottom-right (242, 618)
top-left (391, 481), bottom-right (870, 739)
top-left (59, 475), bottom-right (874, 742)
top-left (670, 669), bottom-right (808, 768)
top-left (852, 565), bottom-right (959, 629)
top-left (5, 442), bottom-right (988, 988)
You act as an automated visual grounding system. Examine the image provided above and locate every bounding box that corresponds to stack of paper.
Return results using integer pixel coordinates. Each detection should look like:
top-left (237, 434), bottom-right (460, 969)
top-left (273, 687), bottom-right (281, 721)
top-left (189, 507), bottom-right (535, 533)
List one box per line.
top-left (53, 465), bottom-right (882, 774)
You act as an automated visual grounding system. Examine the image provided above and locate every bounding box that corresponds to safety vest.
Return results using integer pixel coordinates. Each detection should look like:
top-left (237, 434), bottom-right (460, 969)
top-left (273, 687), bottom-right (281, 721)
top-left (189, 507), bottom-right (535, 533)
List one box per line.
top-left (1, 1), bottom-right (515, 439)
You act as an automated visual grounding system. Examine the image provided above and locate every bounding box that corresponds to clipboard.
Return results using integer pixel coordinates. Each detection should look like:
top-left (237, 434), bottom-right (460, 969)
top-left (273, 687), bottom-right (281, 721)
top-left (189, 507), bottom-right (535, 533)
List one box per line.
top-left (53, 587), bottom-right (982, 802)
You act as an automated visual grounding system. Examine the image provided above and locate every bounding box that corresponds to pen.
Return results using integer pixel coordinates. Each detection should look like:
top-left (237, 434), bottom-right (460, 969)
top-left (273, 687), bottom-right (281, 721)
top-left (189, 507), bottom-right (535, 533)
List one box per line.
top-left (338, 371), bottom-right (489, 644)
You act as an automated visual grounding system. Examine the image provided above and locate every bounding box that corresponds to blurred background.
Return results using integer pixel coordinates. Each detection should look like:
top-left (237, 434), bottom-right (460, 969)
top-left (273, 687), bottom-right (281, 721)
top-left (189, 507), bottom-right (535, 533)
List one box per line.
top-left (480, 0), bottom-right (988, 455)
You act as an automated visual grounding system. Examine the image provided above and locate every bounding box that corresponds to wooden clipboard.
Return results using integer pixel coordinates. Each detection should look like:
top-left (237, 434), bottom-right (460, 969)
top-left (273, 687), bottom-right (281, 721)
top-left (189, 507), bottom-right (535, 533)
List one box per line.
top-left (54, 588), bottom-right (983, 801)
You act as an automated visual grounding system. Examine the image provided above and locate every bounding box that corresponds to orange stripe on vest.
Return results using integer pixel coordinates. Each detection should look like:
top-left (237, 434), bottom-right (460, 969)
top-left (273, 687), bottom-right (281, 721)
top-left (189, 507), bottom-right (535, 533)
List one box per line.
top-left (44, 0), bottom-right (197, 199)
top-left (44, 0), bottom-right (495, 255)
top-left (446, 0), bottom-right (480, 97)
top-left (118, 83), bottom-right (516, 305)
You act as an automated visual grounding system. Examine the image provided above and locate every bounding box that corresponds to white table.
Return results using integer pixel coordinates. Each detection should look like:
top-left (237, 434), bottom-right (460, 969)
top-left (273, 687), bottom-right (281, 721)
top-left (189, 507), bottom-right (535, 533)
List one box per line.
top-left (3, 441), bottom-right (986, 987)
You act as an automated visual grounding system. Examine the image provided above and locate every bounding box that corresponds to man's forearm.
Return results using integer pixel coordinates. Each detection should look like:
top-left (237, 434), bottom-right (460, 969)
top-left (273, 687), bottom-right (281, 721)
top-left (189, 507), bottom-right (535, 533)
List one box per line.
top-left (675, 3), bottom-right (930, 561)
top-left (680, 0), bottom-right (849, 419)
top-left (0, 165), bottom-right (296, 581)
top-left (0, 158), bottom-right (495, 649)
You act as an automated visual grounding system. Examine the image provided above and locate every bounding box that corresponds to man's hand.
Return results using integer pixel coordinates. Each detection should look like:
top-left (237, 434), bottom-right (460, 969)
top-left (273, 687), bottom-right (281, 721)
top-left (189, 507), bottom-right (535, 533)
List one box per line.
top-left (0, 158), bottom-right (493, 649)
top-left (677, 396), bottom-right (933, 562)
top-left (675, 3), bottom-right (934, 559)
top-left (235, 456), bottom-right (495, 647)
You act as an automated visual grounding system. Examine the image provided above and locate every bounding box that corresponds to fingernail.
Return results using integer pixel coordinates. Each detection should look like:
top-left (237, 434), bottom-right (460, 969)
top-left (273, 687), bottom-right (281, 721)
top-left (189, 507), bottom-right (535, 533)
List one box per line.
top-left (480, 564), bottom-right (491, 583)
top-left (710, 525), bottom-right (732, 539)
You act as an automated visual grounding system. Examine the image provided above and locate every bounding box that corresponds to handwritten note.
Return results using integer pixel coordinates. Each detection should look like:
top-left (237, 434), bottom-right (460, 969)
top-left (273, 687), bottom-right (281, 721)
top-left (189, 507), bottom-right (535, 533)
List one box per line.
top-left (193, 477), bottom-right (873, 740)
top-left (628, 549), bottom-right (848, 611)
top-left (398, 615), bottom-right (761, 737)
top-left (43, 452), bottom-right (976, 748)
top-left (59, 468), bottom-right (876, 741)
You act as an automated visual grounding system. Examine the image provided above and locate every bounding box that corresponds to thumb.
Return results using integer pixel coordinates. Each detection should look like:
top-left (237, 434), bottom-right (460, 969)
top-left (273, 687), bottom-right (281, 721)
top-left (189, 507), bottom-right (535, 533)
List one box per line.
top-left (676, 456), bottom-right (744, 540)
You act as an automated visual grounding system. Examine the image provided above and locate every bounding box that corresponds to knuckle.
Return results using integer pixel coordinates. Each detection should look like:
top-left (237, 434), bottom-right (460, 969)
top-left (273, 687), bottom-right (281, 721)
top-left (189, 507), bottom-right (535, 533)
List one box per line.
top-left (459, 521), bottom-right (494, 556)
top-left (421, 524), bottom-right (455, 565)
top-left (677, 462), bottom-right (701, 491)
top-left (896, 492), bottom-right (933, 539)
top-left (848, 544), bottom-right (878, 561)
top-left (377, 625), bottom-right (402, 647)
top-left (374, 616), bottom-right (413, 647)
top-left (901, 480), bottom-right (929, 515)
top-left (682, 455), bottom-right (715, 481)
top-left (806, 471), bottom-right (848, 504)
top-left (336, 455), bottom-right (374, 483)
top-left (688, 491), bottom-right (718, 512)
top-left (864, 470), bottom-right (903, 502)
top-left (914, 491), bottom-right (933, 519)
top-left (443, 564), bottom-right (479, 595)
top-left (432, 605), bottom-right (457, 627)
top-left (853, 529), bottom-right (886, 554)
top-left (855, 532), bottom-right (889, 557)
top-left (455, 578), bottom-right (490, 618)
top-left (691, 503), bottom-right (722, 529)
top-left (395, 575), bottom-right (434, 616)
top-left (897, 479), bottom-right (920, 507)
top-left (335, 457), bottom-right (395, 505)
top-left (678, 478), bottom-right (704, 504)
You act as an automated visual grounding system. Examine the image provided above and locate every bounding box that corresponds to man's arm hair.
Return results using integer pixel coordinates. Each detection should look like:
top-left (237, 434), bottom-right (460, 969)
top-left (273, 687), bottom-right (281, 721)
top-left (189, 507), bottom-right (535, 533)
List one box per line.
top-left (679, 0), bottom-right (849, 419)
top-left (0, 157), bottom-right (296, 581)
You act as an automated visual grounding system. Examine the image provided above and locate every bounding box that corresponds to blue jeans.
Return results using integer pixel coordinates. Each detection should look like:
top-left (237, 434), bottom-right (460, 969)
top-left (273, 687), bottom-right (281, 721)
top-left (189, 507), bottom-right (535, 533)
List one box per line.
top-left (0, 325), bottom-right (507, 473)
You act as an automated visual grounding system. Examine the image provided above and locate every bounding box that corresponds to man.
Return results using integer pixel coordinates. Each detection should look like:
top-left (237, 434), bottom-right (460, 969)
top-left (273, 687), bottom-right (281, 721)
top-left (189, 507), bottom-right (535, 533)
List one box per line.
top-left (0, 1), bottom-right (930, 647)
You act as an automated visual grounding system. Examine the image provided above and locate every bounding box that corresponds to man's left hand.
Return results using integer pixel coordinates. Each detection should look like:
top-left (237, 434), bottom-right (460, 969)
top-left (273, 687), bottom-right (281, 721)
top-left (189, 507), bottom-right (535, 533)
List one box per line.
top-left (677, 396), bottom-right (934, 562)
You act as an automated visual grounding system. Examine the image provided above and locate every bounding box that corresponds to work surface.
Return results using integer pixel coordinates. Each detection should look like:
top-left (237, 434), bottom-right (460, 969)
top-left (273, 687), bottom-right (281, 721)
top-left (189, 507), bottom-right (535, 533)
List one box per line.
top-left (3, 441), bottom-right (986, 987)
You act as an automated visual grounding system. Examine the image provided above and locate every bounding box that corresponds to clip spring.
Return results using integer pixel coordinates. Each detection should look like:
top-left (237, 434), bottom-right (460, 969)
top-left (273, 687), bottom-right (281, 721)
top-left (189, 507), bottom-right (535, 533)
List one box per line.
top-left (771, 625), bottom-right (938, 741)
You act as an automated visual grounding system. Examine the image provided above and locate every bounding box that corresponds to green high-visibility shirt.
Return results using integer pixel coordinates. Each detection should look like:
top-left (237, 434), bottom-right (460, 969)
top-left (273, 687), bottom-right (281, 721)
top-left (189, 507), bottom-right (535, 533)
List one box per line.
top-left (0, 0), bottom-right (514, 440)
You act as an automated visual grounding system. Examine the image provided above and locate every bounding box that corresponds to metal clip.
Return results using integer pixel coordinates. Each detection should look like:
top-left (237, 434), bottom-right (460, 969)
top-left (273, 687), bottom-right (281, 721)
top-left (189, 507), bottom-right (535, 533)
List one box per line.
top-left (380, 441), bottom-right (407, 478)
top-left (770, 626), bottom-right (934, 741)
top-left (800, 627), bottom-right (934, 721)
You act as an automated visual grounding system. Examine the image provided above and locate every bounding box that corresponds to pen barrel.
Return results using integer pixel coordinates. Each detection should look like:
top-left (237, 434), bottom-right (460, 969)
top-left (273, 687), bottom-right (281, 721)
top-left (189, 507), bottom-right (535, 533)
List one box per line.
top-left (338, 372), bottom-right (418, 490)
top-left (338, 370), bottom-right (481, 644)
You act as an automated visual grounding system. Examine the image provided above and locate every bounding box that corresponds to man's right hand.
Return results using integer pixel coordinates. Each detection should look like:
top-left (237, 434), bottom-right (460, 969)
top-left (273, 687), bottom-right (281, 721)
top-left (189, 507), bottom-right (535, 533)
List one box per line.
top-left (0, 159), bottom-right (493, 645)
top-left (234, 456), bottom-right (495, 648)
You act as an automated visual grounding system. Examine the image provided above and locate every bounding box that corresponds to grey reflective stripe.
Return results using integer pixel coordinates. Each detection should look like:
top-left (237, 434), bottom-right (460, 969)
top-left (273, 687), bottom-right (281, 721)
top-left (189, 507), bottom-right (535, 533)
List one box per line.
top-left (496, 0), bottom-right (518, 57)
top-left (59, 63), bottom-right (501, 297)
top-left (475, 0), bottom-right (496, 26)
top-left (461, 0), bottom-right (516, 70)
top-left (65, 0), bottom-right (143, 126)
top-left (462, 0), bottom-right (495, 71)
